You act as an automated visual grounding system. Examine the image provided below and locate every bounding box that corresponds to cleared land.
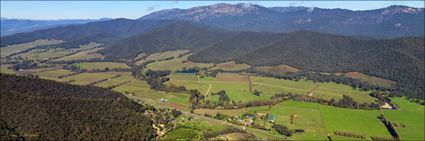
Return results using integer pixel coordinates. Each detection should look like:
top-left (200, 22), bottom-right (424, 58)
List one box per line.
top-left (136, 50), bottom-right (189, 65)
top-left (1, 39), bottom-right (63, 57)
top-left (33, 69), bottom-right (74, 81)
top-left (213, 61), bottom-right (251, 71)
top-left (167, 72), bottom-right (375, 103)
top-left (254, 64), bottom-right (300, 74)
top-left (0, 64), bottom-right (15, 74)
top-left (60, 71), bottom-right (124, 85)
top-left (73, 62), bottom-right (130, 71)
top-left (341, 72), bottom-right (396, 88)
top-left (95, 72), bottom-right (134, 88)
top-left (383, 97), bottom-right (425, 140)
top-left (147, 54), bottom-right (213, 71)
top-left (55, 47), bottom-right (104, 61)
top-left (250, 75), bottom-right (375, 103)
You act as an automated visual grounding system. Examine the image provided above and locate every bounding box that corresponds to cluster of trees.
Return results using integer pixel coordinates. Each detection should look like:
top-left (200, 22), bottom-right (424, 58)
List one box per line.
top-left (253, 90), bottom-right (262, 96)
top-left (211, 90), bottom-right (230, 105)
top-left (0, 74), bottom-right (155, 140)
top-left (272, 124), bottom-right (293, 137)
top-left (189, 89), bottom-right (204, 109)
top-left (333, 131), bottom-right (366, 139)
top-left (142, 69), bottom-right (171, 90)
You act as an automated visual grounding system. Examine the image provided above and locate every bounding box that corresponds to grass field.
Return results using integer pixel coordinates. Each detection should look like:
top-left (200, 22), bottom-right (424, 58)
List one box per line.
top-left (95, 72), bottom-right (134, 88)
top-left (135, 50), bottom-right (189, 65)
top-left (33, 69), bottom-right (74, 81)
top-left (163, 118), bottom-right (227, 140)
top-left (114, 79), bottom-right (191, 110)
top-left (250, 75), bottom-right (375, 103)
top-left (146, 54), bottom-right (213, 71)
top-left (0, 64), bottom-right (15, 74)
top-left (60, 71), bottom-right (124, 85)
top-left (342, 72), bottom-right (396, 88)
top-left (12, 48), bottom-right (75, 61)
top-left (383, 97), bottom-right (425, 140)
top-left (54, 47), bottom-right (104, 61)
top-left (254, 64), bottom-right (300, 74)
top-left (73, 62), bottom-right (130, 71)
top-left (213, 61), bottom-right (251, 71)
top-left (167, 72), bottom-right (376, 103)
top-left (1, 39), bottom-right (63, 57)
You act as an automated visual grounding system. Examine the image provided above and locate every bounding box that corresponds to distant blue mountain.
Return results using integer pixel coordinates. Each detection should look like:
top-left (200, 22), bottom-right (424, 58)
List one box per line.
top-left (0, 18), bottom-right (112, 36)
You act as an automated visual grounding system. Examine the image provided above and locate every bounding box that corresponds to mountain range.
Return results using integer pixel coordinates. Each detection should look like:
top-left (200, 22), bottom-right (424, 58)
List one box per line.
top-left (0, 3), bottom-right (424, 98)
top-left (140, 4), bottom-right (424, 38)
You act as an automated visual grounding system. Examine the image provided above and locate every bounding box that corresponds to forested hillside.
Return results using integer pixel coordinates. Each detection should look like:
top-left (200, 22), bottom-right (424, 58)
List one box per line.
top-left (98, 23), bottom-right (423, 99)
top-left (0, 74), bottom-right (155, 140)
top-left (0, 19), bottom-right (174, 47)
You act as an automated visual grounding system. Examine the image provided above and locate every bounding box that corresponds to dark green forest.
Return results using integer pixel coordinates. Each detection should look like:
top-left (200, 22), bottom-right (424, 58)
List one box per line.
top-left (0, 74), bottom-right (155, 140)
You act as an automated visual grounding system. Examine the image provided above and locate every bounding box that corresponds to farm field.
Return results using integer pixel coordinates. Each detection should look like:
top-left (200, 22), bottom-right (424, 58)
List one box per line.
top-left (114, 79), bottom-right (191, 110)
top-left (60, 71), bottom-right (125, 85)
top-left (0, 64), bottom-right (15, 74)
top-left (341, 72), bottom-right (396, 88)
top-left (383, 97), bottom-right (425, 140)
top-left (146, 54), bottom-right (214, 71)
top-left (54, 47), bottom-right (105, 61)
top-left (163, 118), bottom-right (227, 140)
top-left (213, 61), bottom-right (251, 71)
top-left (250, 75), bottom-right (375, 103)
top-left (167, 72), bottom-right (376, 103)
top-left (137, 50), bottom-right (189, 64)
top-left (0, 39), bottom-right (63, 57)
top-left (95, 72), bottom-right (134, 88)
top-left (73, 62), bottom-right (130, 71)
top-left (33, 69), bottom-right (74, 81)
top-left (254, 64), bottom-right (300, 74)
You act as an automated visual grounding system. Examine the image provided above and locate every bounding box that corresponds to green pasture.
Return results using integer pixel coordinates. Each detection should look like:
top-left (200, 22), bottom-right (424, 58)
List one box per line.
top-left (73, 62), bottom-right (130, 71)
top-left (146, 54), bottom-right (213, 71)
top-left (95, 72), bottom-right (134, 88)
top-left (33, 69), bottom-right (74, 81)
top-left (1, 39), bottom-right (63, 57)
top-left (60, 71), bottom-right (123, 85)
top-left (383, 97), bottom-right (425, 140)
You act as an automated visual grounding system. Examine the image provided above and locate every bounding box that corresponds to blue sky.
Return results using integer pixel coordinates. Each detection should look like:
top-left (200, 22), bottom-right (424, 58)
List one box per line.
top-left (1, 1), bottom-right (424, 20)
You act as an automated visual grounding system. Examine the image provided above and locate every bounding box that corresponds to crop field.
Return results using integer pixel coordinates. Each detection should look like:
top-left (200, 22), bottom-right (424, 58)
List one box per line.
top-left (135, 50), bottom-right (189, 65)
top-left (55, 47), bottom-right (105, 61)
top-left (254, 64), bottom-right (300, 74)
top-left (0, 39), bottom-right (63, 57)
top-left (213, 61), bottom-right (251, 71)
top-left (60, 71), bottom-right (124, 85)
top-left (146, 54), bottom-right (213, 71)
top-left (73, 62), bottom-right (130, 71)
top-left (383, 97), bottom-right (425, 140)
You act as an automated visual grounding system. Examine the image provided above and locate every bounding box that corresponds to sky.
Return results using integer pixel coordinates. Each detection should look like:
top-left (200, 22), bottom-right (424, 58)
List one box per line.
top-left (1, 1), bottom-right (424, 20)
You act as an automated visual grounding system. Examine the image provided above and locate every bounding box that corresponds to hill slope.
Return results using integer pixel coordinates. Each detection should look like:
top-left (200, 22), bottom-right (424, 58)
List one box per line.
top-left (99, 23), bottom-right (423, 99)
top-left (0, 18), bottom-right (110, 36)
top-left (0, 74), bottom-right (154, 140)
top-left (0, 19), bottom-right (175, 47)
top-left (139, 4), bottom-right (424, 38)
